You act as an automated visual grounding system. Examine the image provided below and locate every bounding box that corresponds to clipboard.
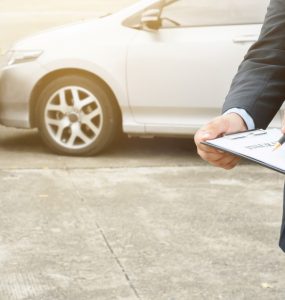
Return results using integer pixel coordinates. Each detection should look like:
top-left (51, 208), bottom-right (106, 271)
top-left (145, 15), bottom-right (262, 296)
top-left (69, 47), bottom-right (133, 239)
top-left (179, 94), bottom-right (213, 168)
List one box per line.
top-left (202, 128), bottom-right (285, 175)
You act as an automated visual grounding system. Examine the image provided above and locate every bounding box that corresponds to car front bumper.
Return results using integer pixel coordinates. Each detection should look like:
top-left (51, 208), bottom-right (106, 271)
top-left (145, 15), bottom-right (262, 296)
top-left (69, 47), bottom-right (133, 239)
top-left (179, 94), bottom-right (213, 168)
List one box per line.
top-left (0, 59), bottom-right (46, 129)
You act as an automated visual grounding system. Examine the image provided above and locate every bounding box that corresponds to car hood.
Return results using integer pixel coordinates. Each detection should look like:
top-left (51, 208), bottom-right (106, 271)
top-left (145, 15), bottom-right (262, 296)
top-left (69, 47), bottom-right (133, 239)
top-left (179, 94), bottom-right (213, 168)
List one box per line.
top-left (12, 17), bottom-right (109, 51)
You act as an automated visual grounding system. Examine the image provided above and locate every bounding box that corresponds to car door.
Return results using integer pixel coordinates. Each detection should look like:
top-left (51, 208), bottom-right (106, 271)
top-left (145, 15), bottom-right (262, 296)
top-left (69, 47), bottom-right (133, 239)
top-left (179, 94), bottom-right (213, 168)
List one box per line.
top-left (127, 0), bottom-right (277, 134)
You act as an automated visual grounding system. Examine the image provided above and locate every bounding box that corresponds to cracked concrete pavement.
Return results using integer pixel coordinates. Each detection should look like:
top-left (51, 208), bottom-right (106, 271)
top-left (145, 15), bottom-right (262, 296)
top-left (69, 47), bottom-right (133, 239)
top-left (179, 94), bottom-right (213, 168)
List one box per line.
top-left (0, 126), bottom-right (284, 300)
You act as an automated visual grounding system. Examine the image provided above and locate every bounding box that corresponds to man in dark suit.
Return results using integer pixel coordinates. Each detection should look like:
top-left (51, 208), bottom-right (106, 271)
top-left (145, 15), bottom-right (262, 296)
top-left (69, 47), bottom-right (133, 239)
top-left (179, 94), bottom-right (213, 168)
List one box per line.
top-left (194, 0), bottom-right (285, 252)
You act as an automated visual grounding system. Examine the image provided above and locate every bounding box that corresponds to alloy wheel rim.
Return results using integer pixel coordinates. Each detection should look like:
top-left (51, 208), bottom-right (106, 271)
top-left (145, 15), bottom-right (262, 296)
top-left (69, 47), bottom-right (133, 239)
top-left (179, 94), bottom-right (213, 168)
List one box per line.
top-left (44, 86), bottom-right (103, 150)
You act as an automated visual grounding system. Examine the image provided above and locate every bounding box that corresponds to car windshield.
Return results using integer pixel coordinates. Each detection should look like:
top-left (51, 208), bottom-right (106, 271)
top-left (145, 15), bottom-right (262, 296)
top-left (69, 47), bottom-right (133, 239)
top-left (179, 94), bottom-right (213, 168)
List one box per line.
top-left (161, 0), bottom-right (270, 26)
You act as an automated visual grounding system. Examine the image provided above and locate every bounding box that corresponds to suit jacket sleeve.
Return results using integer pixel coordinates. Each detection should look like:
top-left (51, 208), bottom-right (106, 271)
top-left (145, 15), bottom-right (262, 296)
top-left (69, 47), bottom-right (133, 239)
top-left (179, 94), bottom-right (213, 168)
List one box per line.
top-left (222, 0), bottom-right (285, 129)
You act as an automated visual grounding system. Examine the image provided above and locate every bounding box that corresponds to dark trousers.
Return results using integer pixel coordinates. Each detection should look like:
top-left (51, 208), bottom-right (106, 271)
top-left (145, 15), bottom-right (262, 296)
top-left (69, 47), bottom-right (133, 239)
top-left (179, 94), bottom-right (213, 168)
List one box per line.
top-left (279, 184), bottom-right (285, 252)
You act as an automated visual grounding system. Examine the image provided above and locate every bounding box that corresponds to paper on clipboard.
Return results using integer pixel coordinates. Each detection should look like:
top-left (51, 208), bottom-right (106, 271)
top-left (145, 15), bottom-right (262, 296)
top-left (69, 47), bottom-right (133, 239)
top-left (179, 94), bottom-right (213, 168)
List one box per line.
top-left (202, 128), bottom-right (285, 175)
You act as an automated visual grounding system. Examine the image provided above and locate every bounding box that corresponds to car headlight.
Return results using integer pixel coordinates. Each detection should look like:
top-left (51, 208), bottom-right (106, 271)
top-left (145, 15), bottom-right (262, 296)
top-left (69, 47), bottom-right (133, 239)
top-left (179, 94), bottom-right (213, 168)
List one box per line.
top-left (6, 50), bottom-right (43, 66)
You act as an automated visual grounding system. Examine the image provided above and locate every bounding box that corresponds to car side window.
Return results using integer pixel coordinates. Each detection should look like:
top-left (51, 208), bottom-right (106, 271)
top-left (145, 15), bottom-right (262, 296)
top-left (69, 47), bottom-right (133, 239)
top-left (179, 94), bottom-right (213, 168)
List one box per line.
top-left (160, 0), bottom-right (270, 28)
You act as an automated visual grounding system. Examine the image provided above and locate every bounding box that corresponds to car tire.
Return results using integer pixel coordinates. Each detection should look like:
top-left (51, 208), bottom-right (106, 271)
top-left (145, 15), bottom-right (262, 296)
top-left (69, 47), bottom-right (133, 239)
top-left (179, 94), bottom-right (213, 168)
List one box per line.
top-left (37, 75), bottom-right (120, 156)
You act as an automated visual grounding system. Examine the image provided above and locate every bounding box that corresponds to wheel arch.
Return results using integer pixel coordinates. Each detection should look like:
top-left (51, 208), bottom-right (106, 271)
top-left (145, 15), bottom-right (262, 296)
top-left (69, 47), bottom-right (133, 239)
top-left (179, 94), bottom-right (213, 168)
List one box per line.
top-left (29, 68), bottom-right (122, 128)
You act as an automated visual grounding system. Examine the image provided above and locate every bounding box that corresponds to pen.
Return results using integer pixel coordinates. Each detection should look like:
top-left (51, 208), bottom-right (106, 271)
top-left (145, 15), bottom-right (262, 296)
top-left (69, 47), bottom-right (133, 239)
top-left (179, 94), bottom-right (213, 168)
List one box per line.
top-left (273, 134), bottom-right (285, 151)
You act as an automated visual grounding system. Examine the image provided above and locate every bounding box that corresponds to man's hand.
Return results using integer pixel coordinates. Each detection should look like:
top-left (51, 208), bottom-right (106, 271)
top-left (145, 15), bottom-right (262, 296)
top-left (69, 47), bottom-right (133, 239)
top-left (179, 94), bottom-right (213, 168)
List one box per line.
top-left (194, 113), bottom-right (247, 170)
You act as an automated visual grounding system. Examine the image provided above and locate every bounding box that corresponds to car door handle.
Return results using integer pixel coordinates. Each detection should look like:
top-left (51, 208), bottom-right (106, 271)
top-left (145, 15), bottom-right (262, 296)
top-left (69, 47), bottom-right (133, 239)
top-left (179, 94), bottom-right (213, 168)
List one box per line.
top-left (233, 35), bottom-right (258, 44)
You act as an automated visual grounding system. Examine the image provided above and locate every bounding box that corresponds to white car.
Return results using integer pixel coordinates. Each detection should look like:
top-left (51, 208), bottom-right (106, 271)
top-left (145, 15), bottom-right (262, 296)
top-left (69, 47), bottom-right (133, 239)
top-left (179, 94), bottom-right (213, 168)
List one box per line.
top-left (0, 0), bottom-right (275, 156)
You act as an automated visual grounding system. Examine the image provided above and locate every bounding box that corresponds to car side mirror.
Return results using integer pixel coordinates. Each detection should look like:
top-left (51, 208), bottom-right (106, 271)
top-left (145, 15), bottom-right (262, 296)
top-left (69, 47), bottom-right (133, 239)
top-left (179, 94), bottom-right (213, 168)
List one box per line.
top-left (140, 8), bottom-right (162, 31)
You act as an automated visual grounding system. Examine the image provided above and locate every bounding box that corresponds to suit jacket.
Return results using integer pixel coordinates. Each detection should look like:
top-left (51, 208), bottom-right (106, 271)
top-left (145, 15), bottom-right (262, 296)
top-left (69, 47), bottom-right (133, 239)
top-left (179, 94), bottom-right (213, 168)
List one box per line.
top-left (222, 0), bottom-right (285, 129)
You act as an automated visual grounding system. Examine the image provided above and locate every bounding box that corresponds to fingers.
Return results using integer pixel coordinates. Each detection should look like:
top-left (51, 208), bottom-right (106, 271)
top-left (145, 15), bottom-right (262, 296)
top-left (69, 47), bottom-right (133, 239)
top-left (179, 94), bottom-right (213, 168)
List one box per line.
top-left (194, 114), bottom-right (246, 170)
top-left (197, 146), bottom-right (240, 169)
top-left (195, 119), bottom-right (228, 143)
top-left (223, 157), bottom-right (240, 170)
top-left (194, 116), bottom-right (229, 157)
top-left (209, 156), bottom-right (240, 170)
top-left (197, 142), bottom-right (222, 155)
top-left (198, 148), bottom-right (229, 162)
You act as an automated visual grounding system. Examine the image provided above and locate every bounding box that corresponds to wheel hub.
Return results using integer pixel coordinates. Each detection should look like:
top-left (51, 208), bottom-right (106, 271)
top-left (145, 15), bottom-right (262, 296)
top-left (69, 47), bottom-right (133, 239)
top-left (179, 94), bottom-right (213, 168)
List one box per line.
top-left (68, 112), bottom-right (80, 123)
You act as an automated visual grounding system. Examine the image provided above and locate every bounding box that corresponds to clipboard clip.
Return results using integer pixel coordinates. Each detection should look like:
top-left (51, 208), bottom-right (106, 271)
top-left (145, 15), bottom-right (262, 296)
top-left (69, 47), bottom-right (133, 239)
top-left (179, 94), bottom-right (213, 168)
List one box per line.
top-left (225, 129), bottom-right (267, 140)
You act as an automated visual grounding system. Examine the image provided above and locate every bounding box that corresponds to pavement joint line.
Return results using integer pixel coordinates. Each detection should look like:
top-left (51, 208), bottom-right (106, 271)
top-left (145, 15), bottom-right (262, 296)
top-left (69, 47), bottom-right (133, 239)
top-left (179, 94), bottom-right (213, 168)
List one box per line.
top-left (65, 168), bottom-right (143, 300)
top-left (0, 166), bottom-right (204, 172)
top-left (0, 165), bottom-right (254, 171)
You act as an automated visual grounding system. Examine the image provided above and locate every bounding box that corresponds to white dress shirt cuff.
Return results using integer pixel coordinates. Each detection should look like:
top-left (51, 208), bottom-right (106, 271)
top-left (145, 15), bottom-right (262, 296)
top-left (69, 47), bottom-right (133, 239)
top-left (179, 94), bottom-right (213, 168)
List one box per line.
top-left (223, 108), bottom-right (255, 130)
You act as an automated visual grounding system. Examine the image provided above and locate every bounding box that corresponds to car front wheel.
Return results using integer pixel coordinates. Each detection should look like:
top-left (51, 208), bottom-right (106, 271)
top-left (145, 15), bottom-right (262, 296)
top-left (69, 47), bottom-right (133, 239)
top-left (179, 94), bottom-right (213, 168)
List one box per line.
top-left (37, 75), bottom-right (120, 156)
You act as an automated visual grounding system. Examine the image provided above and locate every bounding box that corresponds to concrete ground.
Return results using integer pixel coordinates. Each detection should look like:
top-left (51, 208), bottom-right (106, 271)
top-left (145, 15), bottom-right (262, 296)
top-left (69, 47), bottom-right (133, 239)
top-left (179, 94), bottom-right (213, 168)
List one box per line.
top-left (0, 125), bottom-right (284, 300)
